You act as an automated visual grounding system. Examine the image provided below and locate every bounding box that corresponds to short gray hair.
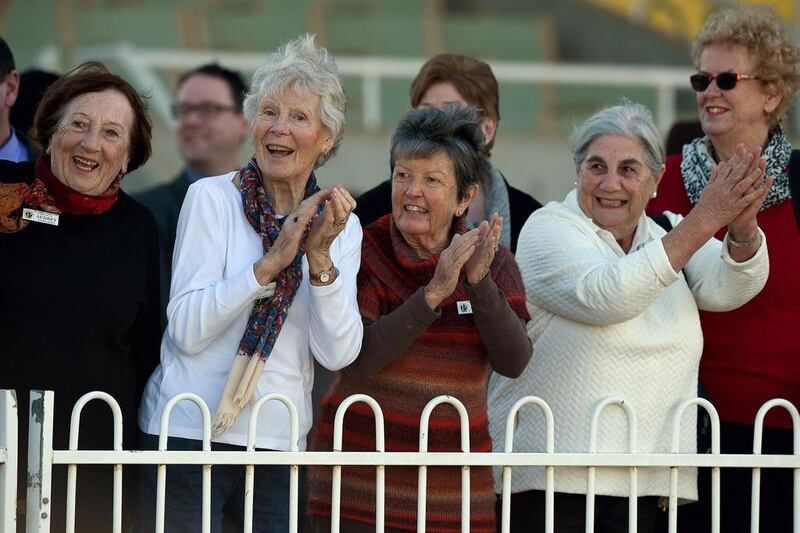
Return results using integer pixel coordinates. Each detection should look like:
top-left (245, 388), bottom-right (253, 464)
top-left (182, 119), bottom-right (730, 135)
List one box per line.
top-left (390, 106), bottom-right (490, 202)
top-left (243, 34), bottom-right (345, 168)
top-left (570, 100), bottom-right (664, 177)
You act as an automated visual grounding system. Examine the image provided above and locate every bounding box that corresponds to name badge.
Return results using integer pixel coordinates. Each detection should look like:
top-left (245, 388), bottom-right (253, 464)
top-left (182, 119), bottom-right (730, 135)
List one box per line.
top-left (456, 300), bottom-right (473, 315)
top-left (22, 208), bottom-right (59, 226)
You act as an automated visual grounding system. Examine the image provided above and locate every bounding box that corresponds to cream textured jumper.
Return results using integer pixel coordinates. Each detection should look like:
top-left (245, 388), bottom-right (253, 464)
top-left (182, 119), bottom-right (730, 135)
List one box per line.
top-left (488, 190), bottom-right (768, 500)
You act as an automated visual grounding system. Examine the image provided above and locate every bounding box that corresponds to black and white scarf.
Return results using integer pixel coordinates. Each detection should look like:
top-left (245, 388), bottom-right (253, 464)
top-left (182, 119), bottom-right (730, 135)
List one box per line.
top-left (680, 125), bottom-right (793, 210)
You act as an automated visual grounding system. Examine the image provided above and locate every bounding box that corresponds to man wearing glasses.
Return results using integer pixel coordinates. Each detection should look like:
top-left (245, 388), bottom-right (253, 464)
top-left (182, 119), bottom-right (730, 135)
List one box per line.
top-left (136, 63), bottom-right (249, 329)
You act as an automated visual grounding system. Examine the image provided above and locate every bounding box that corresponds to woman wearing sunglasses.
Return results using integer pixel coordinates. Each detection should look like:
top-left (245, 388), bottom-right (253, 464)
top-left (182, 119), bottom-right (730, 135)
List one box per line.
top-left (647, 7), bottom-right (800, 532)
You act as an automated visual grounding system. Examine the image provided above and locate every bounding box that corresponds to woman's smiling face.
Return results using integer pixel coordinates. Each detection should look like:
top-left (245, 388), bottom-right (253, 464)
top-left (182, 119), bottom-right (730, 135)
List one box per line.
top-left (391, 151), bottom-right (474, 256)
top-left (696, 42), bottom-right (779, 149)
top-left (576, 134), bottom-right (663, 251)
top-left (251, 87), bottom-right (332, 186)
top-left (47, 89), bottom-right (133, 195)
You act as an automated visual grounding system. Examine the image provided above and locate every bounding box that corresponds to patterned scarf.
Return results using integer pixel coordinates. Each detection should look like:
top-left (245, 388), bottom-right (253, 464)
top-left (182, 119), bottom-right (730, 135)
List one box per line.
top-left (212, 157), bottom-right (320, 437)
top-left (680, 125), bottom-right (793, 210)
top-left (0, 155), bottom-right (121, 233)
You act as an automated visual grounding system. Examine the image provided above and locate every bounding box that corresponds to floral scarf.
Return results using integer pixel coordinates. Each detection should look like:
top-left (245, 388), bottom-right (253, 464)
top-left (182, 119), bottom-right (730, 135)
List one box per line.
top-left (680, 125), bottom-right (793, 210)
top-left (212, 157), bottom-right (320, 437)
top-left (0, 155), bottom-right (120, 232)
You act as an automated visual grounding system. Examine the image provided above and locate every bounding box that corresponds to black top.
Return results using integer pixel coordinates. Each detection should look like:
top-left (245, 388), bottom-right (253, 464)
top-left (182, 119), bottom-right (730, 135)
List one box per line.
top-left (134, 172), bottom-right (191, 329)
top-left (0, 160), bottom-right (161, 452)
top-left (353, 172), bottom-right (542, 253)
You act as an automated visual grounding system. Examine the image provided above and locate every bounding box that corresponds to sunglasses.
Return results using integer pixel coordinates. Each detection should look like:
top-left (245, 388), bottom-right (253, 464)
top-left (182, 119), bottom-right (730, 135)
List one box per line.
top-left (690, 72), bottom-right (760, 92)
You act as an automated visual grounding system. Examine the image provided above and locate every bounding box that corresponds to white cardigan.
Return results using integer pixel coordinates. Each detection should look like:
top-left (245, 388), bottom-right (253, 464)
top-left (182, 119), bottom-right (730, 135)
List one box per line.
top-left (139, 173), bottom-right (363, 451)
top-left (488, 190), bottom-right (768, 500)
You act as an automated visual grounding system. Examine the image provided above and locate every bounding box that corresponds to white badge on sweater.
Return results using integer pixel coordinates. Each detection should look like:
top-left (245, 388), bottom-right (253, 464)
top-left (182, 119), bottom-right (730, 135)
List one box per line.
top-left (456, 300), bottom-right (473, 315)
top-left (22, 208), bottom-right (59, 226)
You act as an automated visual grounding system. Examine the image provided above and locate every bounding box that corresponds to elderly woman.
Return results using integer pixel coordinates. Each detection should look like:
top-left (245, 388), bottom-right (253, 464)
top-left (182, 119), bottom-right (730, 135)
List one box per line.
top-left (0, 62), bottom-right (158, 532)
top-left (307, 106), bottom-right (532, 532)
top-left (355, 53), bottom-right (542, 253)
top-left (647, 7), bottom-right (800, 532)
top-left (137, 35), bottom-right (362, 532)
top-left (488, 101), bottom-right (770, 533)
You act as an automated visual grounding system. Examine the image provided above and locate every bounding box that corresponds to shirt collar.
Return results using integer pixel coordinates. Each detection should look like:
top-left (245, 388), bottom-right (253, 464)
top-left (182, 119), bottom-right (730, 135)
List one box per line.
top-left (0, 127), bottom-right (30, 163)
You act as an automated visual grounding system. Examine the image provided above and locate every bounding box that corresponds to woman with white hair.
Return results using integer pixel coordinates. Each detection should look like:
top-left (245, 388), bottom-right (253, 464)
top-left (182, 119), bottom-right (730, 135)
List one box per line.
top-left (487, 101), bottom-right (769, 532)
top-left (138, 34), bottom-right (362, 532)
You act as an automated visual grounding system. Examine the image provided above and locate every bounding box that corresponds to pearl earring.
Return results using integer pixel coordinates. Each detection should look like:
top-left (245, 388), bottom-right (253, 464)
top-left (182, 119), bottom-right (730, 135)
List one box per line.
top-left (651, 191), bottom-right (657, 198)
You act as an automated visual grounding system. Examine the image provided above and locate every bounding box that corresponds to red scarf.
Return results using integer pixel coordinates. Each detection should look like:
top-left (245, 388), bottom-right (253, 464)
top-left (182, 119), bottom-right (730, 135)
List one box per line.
top-left (0, 155), bottom-right (121, 233)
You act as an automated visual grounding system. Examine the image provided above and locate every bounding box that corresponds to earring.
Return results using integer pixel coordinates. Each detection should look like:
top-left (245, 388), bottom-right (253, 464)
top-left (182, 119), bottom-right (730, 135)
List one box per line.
top-left (456, 210), bottom-right (463, 217)
top-left (573, 181), bottom-right (578, 187)
top-left (651, 191), bottom-right (657, 198)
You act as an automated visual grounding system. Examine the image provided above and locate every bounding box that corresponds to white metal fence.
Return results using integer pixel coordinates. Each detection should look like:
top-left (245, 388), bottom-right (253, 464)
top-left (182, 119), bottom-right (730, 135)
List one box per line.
top-left (3, 389), bottom-right (799, 533)
top-left (30, 43), bottom-right (696, 135)
top-left (0, 391), bottom-right (17, 533)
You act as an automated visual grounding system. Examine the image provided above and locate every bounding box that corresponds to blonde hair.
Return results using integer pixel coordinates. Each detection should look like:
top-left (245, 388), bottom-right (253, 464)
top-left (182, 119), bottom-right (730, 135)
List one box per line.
top-left (692, 6), bottom-right (800, 129)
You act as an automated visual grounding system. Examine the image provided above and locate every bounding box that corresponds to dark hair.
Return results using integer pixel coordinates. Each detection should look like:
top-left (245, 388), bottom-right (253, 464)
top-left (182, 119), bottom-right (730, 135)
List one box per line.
top-left (177, 63), bottom-right (247, 111)
top-left (34, 61), bottom-right (152, 174)
top-left (0, 36), bottom-right (15, 79)
top-left (10, 69), bottom-right (60, 138)
top-left (390, 106), bottom-right (489, 203)
top-left (409, 53), bottom-right (500, 153)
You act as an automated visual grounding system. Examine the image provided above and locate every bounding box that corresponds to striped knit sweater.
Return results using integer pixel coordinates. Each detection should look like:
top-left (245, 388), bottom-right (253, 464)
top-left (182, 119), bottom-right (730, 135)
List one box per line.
top-left (308, 215), bottom-right (529, 532)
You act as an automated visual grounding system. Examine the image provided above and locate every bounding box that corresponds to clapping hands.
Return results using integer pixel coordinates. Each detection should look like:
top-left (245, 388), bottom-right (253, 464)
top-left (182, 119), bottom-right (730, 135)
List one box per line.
top-left (423, 214), bottom-right (504, 310)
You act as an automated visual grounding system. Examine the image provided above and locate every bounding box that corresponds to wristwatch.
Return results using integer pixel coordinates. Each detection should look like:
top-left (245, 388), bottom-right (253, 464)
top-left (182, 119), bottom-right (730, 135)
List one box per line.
top-left (310, 265), bottom-right (338, 285)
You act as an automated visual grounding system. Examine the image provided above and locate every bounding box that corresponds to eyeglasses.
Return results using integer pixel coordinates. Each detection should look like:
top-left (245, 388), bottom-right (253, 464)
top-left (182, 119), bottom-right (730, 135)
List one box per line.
top-left (171, 102), bottom-right (239, 120)
top-left (689, 72), bottom-right (760, 92)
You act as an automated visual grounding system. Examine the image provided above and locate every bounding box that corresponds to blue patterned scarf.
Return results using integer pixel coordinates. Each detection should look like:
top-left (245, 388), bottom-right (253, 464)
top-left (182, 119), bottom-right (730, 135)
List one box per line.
top-left (212, 157), bottom-right (319, 437)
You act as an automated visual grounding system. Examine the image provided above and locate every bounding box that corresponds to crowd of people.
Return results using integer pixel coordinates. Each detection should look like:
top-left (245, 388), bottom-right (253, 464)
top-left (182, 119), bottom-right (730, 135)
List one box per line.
top-left (0, 4), bottom-right (797, 533)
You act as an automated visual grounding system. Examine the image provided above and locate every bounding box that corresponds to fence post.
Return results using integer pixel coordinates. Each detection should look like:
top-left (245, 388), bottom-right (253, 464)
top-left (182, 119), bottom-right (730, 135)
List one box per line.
top-left (418, 396), bottom-right (471, 533)
top-left (586, 398), bottom-right (638, 533)
top-left (26, 390), bottom-right (54, 533)
top-left (0, 390), bottom-right (18, 533)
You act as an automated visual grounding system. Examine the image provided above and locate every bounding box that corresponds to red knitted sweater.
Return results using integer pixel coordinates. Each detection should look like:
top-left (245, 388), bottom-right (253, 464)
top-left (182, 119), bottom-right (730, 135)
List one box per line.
top-left (308, 216), bottom-right (529, 532)
top-left (647, 154), bottom-right (800, 429)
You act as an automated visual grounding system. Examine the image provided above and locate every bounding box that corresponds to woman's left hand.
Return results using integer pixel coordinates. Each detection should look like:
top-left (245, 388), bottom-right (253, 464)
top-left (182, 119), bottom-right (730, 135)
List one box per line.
top-left (465, 213), bottom-right (503, 285)
top-left (306, 184), bottom-right (357, 266)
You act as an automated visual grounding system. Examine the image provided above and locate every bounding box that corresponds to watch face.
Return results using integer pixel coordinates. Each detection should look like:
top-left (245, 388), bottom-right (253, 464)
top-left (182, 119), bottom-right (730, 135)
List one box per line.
top-left (318, 271), bottom-right (331, 283)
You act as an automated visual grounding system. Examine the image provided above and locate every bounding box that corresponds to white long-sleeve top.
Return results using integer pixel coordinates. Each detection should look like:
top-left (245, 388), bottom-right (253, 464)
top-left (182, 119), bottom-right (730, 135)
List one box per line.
top-left (139, 173), bottom-right (363, 450)
top-left (488, 189), bottom-right (768, 500)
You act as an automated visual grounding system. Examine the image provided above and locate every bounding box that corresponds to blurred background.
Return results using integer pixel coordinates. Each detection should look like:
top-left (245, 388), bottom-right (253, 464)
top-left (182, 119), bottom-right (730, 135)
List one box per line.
top-left (1, 0), bottom-right (797, 203)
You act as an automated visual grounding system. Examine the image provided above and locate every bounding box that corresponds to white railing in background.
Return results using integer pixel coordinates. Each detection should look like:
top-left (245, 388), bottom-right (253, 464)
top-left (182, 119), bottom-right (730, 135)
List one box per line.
top-left (14, 389), bottom-right (800, 533)
top-left (51, 43), bottom-right (693, 134)
top-left (0, 391), bottom-right (17, 533)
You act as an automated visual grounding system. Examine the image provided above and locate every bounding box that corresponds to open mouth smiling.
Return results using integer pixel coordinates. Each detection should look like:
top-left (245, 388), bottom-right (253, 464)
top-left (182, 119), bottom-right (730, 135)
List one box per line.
top-left (267, 144), bottom-right (294, 156)
top-left (73, 155), bottom-right (99, 171)
top-left (597, 198), bottom-right (627, 208)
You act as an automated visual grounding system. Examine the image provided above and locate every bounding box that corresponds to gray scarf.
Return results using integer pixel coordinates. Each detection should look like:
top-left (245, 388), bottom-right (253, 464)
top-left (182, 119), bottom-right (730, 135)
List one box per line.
top-left (680, 125), bottom-right (793, 210)
top-left (483, 165), bottom-right (512, 248)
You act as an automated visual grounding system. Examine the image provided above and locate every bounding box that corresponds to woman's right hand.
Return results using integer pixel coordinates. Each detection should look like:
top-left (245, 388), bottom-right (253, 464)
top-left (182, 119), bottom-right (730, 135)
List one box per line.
top-left (253, 190), bottom-right (328, 285)
top-left (423, 229), bottom-right (480, 310)
top-left (694, 144), bottom-right (767, 230)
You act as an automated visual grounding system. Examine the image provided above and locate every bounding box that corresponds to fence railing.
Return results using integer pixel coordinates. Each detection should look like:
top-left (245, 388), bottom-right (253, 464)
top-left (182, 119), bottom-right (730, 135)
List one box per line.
top-left (6, 389), bottom-right (800, 533)
top-left (53, 43), bottom-right (694, 134)
top-left (0, 391), bottom-right (17, 533)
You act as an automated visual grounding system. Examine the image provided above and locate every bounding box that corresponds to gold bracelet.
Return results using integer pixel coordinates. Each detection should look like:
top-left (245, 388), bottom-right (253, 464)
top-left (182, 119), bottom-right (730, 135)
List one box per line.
top-left (728, 229), bottom-right (760, 248)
